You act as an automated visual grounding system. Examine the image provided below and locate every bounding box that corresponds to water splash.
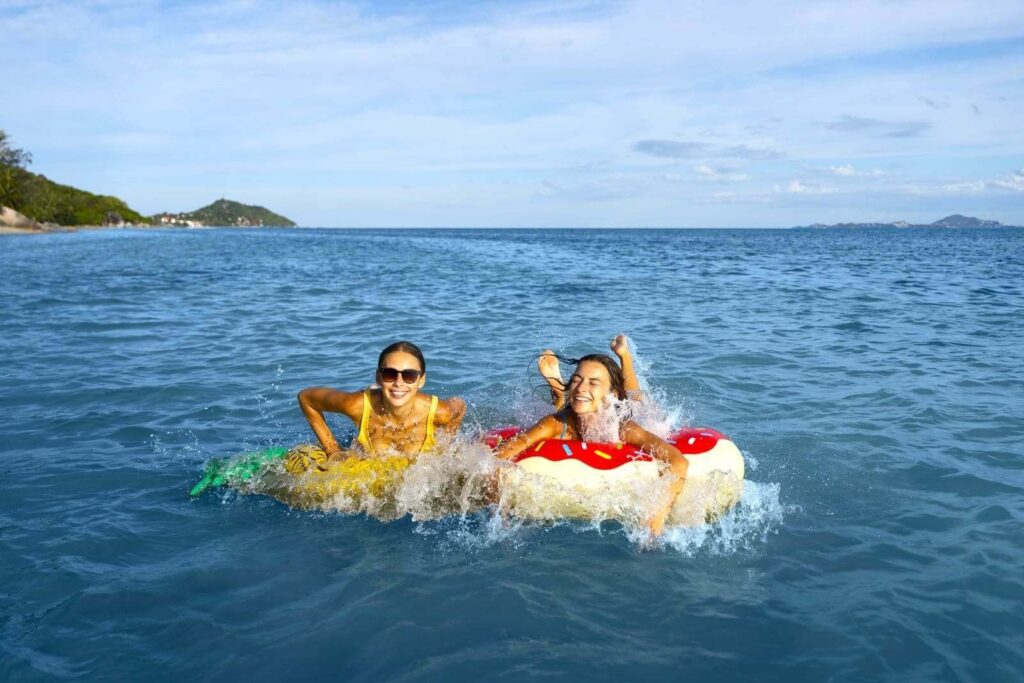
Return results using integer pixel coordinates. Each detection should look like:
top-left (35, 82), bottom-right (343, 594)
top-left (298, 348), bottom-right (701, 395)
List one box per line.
top-left (658, 481), bottom-right (786, 555)
top-left (203, 343), bottom-right (783, 554)
top-left (395, 440), bottom-right (502, 521)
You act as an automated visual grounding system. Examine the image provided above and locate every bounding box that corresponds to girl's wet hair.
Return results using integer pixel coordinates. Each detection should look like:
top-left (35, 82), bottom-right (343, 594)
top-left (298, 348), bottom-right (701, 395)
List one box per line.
top-left (378, 341), bottom-right (426, 373)
top-left (551, 353), bottom-right (627, 411)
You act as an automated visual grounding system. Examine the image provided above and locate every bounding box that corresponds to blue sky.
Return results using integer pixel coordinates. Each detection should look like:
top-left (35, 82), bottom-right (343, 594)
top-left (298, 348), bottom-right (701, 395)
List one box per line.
top-left (3, 0), bottom-right (1023, 227)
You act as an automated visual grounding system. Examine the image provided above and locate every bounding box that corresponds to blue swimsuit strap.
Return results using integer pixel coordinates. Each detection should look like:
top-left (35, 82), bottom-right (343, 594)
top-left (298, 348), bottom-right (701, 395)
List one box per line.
top-left (560, 413), bottom-right (568, 440)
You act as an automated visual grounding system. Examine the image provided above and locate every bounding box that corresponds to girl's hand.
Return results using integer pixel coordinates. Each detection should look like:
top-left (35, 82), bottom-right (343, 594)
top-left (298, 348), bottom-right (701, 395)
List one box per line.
top-left (610, 334), bottom-right (630, 358)
top-left (647, 513), bottom-right (667, 538)
top-left (646, 470), bottom-right (684, 539)
top-left (538, 349), bottom-right (561, 380)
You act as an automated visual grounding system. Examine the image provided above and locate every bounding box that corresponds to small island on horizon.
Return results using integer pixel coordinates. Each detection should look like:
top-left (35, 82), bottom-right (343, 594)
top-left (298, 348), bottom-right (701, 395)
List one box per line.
top-left (792, 214), bottom-right (1020, 230)
top-left (152, 199), bottom-right (295, 228)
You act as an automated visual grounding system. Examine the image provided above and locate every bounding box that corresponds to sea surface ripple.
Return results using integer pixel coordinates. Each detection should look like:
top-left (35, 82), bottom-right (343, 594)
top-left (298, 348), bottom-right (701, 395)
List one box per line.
top-left (1, 227), bottom-right (1022, 681)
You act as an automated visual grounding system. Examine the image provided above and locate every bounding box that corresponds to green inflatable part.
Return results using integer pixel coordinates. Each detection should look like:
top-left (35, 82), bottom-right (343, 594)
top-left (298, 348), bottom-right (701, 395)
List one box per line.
top-left (190, 446), bottom-right (291, 497)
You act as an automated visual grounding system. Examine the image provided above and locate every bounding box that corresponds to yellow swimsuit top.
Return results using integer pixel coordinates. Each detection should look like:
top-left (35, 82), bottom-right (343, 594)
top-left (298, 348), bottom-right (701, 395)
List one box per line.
top-left (356, 391), bottom-right (438, 456)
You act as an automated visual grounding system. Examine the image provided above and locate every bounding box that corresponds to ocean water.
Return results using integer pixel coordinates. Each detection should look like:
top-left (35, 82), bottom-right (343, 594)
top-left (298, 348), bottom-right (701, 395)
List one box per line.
top-left (1, 227), bottom-right (1022, 681)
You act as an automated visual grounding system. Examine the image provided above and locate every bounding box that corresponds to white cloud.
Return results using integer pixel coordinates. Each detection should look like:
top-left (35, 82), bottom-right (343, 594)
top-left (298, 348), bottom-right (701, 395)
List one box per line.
top-left (1, 0), bottom-right (1023, 225)
top-left (990, 168), bottom-right (1024, 192)
top-left (827, 164), bottom-right (885, 177)
top-left (903, 169), bottom-right (1024, 195)
top-left (941, 181), bottom-right (988, 194)
top-left (783, 179), bottom-right (835, 195)
top-left (634, 140), bottom-right (781, 160)
top-left (694, 164), bottom-right (750, 183)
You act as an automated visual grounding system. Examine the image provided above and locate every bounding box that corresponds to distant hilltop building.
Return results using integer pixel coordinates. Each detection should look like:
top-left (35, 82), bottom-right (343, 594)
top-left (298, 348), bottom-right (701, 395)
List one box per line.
top-left (156, 213), bottom-right (204, 228)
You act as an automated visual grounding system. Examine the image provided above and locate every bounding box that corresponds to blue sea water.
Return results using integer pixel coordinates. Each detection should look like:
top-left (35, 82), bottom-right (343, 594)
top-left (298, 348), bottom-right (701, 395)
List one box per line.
top-left (1, 227), bottom-right (1022, 681)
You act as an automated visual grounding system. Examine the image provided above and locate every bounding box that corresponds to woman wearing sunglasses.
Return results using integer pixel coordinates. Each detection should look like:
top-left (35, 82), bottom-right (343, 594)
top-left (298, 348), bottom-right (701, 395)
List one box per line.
top-left (295, 341), bottom-right (465, 463)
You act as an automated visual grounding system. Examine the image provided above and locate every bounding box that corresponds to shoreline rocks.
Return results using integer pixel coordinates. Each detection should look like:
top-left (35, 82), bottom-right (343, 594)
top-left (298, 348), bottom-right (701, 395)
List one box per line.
top-left (0, 205), bottom-right (40, 232)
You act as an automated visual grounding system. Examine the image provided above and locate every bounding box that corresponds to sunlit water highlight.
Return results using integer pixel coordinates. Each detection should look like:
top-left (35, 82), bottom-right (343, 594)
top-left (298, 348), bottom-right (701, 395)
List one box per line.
top-left (2, 227), bottom-right (1022, 680)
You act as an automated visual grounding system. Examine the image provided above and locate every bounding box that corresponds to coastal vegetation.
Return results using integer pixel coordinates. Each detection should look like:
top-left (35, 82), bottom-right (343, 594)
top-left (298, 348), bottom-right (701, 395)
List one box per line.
top-left (0, 130), bottom-right (149, 227)
top-left (1, 131), bottom-right (295, 230)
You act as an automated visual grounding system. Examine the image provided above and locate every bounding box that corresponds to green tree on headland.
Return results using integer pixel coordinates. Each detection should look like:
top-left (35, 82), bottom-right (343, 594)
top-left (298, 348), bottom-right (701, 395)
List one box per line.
top-left (0, 130), bottom-right (33, 207)
top-left (0, 130), bottom-right (31, 168)
top-left (0, 129), bottom-right (149, 226)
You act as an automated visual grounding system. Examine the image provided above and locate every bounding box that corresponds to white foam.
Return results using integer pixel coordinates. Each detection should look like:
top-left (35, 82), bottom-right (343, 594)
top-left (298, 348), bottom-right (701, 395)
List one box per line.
top-left (659, 480), bottom-right (786, 555)
top-left (222, 344), bottom-right (783, 554)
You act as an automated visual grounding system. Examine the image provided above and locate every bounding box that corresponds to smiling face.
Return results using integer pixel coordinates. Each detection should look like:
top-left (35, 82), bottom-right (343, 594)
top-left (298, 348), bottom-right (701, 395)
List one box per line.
top-left (376, 350), bottom-right (426, 409)
top-left (567, 360), bottom-right (613, 415)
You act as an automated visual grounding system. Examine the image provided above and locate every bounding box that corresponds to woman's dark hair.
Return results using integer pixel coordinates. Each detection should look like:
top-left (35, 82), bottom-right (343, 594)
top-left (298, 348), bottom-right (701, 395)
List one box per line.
top-left (560, 353), bottom-right (627, 410)
top-left (377, 341), bottom-right (426, 373)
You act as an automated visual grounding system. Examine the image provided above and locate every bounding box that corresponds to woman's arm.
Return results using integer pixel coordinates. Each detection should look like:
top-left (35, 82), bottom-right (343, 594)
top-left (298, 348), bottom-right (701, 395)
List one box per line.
top-left (494, 414), bottom-right (561, 461)
top-left (620, 420), bottom-right (688, 536)
top-left (296, 387), bottom-right (362, 458)
top-left (537, 349), bottom-right (565, 408)
top-left (434, 396), bottom-right (467, 439)
top-left (611, 334), bottom-right (646, 402)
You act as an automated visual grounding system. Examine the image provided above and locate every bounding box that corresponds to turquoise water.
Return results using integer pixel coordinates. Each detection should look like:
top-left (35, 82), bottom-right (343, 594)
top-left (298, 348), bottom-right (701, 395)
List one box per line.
top-left (2, 228), bottom-right (1022, 680)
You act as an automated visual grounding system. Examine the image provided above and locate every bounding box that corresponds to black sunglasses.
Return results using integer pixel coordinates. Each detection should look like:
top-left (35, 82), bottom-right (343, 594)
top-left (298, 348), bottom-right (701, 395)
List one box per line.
top-left (378, 367), bottom-right (423, 384)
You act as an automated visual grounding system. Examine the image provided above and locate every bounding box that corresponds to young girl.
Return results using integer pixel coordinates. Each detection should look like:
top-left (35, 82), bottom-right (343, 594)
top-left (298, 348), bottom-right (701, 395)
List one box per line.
top-left (289, 341), bottom-right (465, 472)
top-left (495, 337), bottom-right (687, 536)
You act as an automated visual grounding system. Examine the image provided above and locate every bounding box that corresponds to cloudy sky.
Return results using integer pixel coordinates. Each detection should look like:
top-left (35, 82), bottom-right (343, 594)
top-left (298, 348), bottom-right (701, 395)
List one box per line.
top-left (3, 0), bottom-right (1023, 226)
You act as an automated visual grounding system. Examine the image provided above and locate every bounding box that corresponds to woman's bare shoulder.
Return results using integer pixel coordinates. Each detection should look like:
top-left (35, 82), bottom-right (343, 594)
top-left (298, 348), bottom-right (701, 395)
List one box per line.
top-left (433, 395), bottom-right (466, 424)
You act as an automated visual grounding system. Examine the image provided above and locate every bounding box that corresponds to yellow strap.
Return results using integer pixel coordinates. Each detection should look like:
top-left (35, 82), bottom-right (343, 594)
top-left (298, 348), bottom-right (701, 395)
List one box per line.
top-left (421, 395), bottom-right (439, 452)
top-left (357, 391), bottom-right (376, 456)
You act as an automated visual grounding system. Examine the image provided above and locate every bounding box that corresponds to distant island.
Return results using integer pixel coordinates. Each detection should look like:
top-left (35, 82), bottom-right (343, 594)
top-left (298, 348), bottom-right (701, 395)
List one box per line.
top-left (153, 199), bottom-right (295, 228)
top-left (794, 214), bottom-right (1019, 229)
top-left (0, 130), bottom-right (296, 233)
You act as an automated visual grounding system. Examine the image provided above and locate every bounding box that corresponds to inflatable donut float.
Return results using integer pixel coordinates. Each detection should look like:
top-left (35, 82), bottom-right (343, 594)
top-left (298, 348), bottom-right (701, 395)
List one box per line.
top-left (488, 426), bottom-right (745, 526)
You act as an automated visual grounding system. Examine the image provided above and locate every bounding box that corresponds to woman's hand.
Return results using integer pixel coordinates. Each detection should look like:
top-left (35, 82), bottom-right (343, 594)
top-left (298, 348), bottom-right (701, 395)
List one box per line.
top-left (537, 349), bottom-right (561, 380)
top-left (610, 334), bottom-right (630, 358)
top-left (538, 349), bottom-right (565, 408)
top-left (647, 510), bottom-right (668, 537)
top-left (610, 335), bottom-right (643, 398)
top-left (646, 468), bottom-right (685, 537)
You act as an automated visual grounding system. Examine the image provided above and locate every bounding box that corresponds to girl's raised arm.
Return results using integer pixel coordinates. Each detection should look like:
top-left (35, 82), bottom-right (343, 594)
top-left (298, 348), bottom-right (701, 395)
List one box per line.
top-left (537, 349), bottom-right (565, 408)
top-left (611, 334), bottom-right (646, 402)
